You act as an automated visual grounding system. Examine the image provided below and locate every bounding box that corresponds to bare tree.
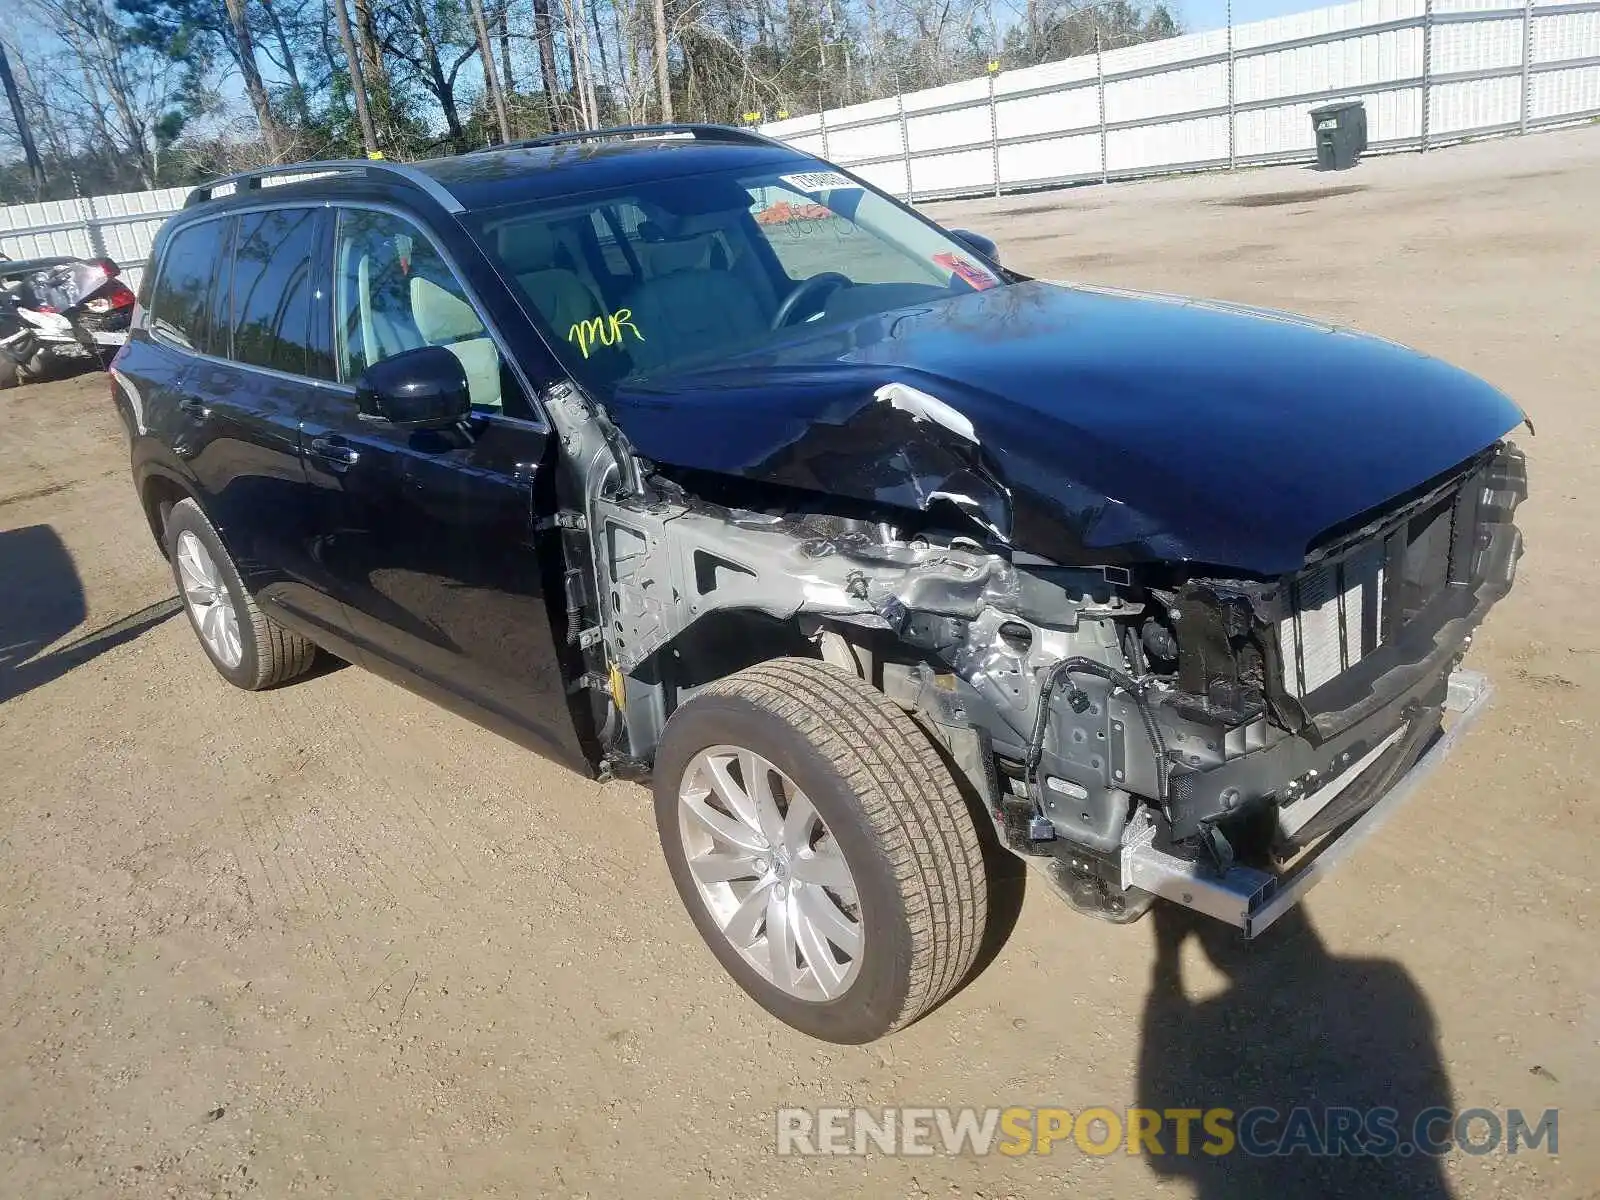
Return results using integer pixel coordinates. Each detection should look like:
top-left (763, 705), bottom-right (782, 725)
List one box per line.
top-left (531, 0), bottom-right (564, 127)
top-left (468, 0), bottom-right (512, 140)
top-left (0, 37), bottom-right (46, 194)
top-left (220, 0), bottom-right (280, 156)
top-left (651, 0), bottom-right (671, 120)
top-left (330, 0), bottom-right (380, 154)
top-left (385, 0), bottom-right (479, 147)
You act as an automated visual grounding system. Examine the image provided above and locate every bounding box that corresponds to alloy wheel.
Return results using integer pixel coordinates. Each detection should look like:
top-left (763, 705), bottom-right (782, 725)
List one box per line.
top-left (677, 745), bottom-right (864, 1001)
top-left (175, 529), bottom-right (243, 670)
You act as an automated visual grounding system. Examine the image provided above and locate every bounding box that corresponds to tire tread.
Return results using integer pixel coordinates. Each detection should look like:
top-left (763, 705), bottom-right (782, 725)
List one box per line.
top-left (697, 658), bottom-right (987, 1033)
top-left (168, 498), bottom-right (316, 690)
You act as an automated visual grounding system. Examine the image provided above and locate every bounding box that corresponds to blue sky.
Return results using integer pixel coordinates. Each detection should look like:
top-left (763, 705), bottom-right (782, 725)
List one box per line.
top-left (1176, 0), bottom-right (1335, 29)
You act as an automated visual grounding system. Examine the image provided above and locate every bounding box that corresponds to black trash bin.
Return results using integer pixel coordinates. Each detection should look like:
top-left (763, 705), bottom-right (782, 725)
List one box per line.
top-left (1310, 100), bottom-right (1367, 170)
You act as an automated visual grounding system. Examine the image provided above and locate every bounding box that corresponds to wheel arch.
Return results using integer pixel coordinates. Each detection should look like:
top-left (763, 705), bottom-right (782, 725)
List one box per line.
top-left (137, 469), bottom-right (201, 559)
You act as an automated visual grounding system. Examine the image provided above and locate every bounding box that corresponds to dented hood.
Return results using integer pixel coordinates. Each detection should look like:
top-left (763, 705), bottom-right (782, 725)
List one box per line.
top-left (606, 280), bottom-right (1525, 576)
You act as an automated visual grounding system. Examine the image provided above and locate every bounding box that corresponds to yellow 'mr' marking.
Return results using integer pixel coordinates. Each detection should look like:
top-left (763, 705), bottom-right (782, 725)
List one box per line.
top-left (567, 308), bottom-right (645, 359)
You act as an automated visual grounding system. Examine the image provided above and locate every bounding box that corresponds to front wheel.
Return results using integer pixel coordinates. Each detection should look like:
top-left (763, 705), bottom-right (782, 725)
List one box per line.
top-left (653, 658), bottom-right (988, 1043)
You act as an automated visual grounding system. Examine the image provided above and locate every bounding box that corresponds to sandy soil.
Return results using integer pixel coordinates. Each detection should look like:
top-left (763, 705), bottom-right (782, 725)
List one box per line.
top-left (2, 127), bottom-right (1598, 1199)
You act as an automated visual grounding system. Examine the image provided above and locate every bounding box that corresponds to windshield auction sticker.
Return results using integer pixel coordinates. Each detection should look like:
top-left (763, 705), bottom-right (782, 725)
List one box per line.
top-left (933, 251), bottom-right (998, 290)
top-left (779, 171), bottom-right (861, 193)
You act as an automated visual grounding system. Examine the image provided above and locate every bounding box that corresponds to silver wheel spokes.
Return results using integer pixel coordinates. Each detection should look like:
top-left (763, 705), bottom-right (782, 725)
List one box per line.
top-left (176, 529), bottom-right (242, 670)
top-left (679, 746), bottom-right (863, 1002)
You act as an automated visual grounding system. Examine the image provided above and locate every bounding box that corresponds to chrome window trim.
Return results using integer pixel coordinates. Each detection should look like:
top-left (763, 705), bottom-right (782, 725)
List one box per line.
top-left (170, 346), bottom-right (358, 394)
top-left (186, 160), bottom-right (466, 215)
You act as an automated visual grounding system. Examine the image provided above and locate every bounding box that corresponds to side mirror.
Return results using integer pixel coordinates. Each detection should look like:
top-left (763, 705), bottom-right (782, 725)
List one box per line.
top-left (949, 228), bottom-right (1000, 266)
top-left (355, 345), bottom-right (471, 430)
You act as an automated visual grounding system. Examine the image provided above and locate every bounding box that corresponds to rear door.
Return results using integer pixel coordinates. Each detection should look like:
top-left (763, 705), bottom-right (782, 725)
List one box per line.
top-left (171, 205), bottom-right (350, 640)
top-left (297, 204), bottom-right (584, 762)
top-left (114, 221), bottom-right (218, 471)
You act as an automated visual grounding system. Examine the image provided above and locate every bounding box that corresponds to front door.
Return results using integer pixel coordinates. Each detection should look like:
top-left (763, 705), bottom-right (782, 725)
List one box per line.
top-left (300, 205), bottom-right (585, 765)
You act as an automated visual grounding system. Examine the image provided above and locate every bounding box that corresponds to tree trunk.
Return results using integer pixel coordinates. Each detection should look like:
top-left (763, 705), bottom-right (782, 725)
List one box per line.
top-left (319, 0), bottom-right (345, 92)
top-left (562, 10), bottom-right (582, 127)
top-left (0, 40), bottom-right (45, 195)
top-left (588, 0), bottom-right (611, 108)
top-left (468, 0), bottom-right (512, 141)
top-left (651, 0), bottom-right (672, 121)
top-left (567, 0), bottom-right (598, 129)
top-left (330, 0), bottom-right (380, 155)
top-left (497, 1), bottom-right (516, 95)
top-left (350, 0), bottom-right (392, 139)
top-left (531, 0), bottom-right (563, 130)
top-left (259, 0), bottom-right (306, 114)
top-left (411, 0), bottom-right (466, 146)
top-left (222, 0), bottom-right (280, 157)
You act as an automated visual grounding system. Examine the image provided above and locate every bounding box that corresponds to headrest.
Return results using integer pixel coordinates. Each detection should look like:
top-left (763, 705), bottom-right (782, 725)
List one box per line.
top-left (642, 234), bottom-right (716, 275)
top-left (497, 221), bottom-right (561, 272)
top-left (410, 275), bottom-right (484, 344)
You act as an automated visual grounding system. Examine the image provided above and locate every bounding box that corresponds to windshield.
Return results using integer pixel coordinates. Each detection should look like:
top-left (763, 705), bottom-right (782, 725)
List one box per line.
top-left (466, 164), bottom-right (1005, 392)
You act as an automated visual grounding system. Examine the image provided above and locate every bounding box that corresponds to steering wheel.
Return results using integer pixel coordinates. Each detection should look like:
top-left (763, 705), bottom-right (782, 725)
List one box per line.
top-left (771, 272), bottom-right (851, 330)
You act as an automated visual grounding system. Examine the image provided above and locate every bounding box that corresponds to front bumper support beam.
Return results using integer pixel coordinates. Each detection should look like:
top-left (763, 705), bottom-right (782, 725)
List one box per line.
top-left (1119, 668), bottom-right (1493, 938)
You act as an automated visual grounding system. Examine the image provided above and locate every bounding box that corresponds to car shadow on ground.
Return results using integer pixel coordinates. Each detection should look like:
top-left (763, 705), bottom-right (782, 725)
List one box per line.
top-left (1136, 904), bottom-right (1454, 1198)
top-left (0, 523), bottom-right (180, 704)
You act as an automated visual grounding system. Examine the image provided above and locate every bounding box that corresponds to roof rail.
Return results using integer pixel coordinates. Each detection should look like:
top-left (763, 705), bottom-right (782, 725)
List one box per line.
top-left (184, 159), bottom-right (464, 213)
top-left (472, 123), bottom-right (787, 155)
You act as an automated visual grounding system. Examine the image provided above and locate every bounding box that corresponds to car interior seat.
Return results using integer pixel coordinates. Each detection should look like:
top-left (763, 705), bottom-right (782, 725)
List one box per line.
top-left (622, 212), bottom-right (769, 373)
top-left (497, 221), bottom-right (604, 338)
top-left (409, 275), bottom-right (501, 410)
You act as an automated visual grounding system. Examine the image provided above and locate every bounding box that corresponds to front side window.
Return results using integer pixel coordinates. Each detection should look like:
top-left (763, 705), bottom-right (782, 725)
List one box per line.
top-left (334, 208), bottom-right (502, 411)
top-left (469, 163), bottom-right (1004, 393)
top-left (231, 208), bottom-right (327, 378)
top-left (148, 218), bottom-right (230, 353)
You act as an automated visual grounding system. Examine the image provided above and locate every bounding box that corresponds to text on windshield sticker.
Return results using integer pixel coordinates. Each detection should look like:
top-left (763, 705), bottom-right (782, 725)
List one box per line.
top-left (779, 171), bottom-right (860, 194)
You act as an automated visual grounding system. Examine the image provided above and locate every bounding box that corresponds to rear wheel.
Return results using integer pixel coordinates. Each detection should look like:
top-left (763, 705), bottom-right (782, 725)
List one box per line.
top-left (165, 498), bottom-right (316, 690)
top-left (653, 658), bottom-right (987, 1043)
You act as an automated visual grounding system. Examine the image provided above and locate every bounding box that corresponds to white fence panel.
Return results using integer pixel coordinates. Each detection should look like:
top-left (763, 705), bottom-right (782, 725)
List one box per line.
top-left (3, 0), bottom-right (1598, 266)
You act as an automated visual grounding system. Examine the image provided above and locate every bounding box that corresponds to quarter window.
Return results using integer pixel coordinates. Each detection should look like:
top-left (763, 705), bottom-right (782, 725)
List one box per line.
top-left (148, 219), bottom-right (229, 353)
top-left (334, 209), bottom-right (502, 411)
top-left (231, 208), bottom-right (325, 377)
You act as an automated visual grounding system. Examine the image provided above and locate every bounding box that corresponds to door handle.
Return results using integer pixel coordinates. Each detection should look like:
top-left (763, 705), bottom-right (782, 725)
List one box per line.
top-left (178, 396), bottom-right (209, 419)
top-left (309, 436), bottom-right (360, 472)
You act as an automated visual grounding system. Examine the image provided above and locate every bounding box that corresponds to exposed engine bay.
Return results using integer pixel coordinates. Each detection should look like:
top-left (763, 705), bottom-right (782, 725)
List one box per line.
top-left (543, 379), bottom-right (1528, 935)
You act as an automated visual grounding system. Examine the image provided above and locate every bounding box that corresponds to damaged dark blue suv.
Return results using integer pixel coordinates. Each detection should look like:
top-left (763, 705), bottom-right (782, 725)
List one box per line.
top-left (112, 125), bottom-right (1527, 1043)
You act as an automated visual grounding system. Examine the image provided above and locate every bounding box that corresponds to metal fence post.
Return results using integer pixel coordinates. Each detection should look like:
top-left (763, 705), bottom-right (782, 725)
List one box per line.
top-left (819, 104), bottom-right (830, 161)
top-left (989, 71), bottom-right (1001, 198)
top-left (1096, 33), bottom-right (1108, 184)
top-left (1421, 0), bottom-right (1434, 151)
top-left (1521, 0), bottom-right (1534, 134)
top-left (897, 90), bottom-right (912, 202)
top-left (1227, 0), bottom-right (1237, 170)
top-left (83, 192), bottom-right (108, 261)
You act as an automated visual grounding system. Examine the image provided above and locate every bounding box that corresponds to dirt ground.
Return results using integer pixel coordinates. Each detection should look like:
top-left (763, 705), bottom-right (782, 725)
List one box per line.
top-left (3, 127), bottom-right (1598, 1199)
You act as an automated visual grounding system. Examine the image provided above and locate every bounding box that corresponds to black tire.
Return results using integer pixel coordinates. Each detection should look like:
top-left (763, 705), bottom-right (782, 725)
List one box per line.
top-left (0, 354), bottom-right (18, 390)
top-left (164, 497), bottom-right (317, 690)
top-left (653, 658), bottom-right (987, 1043)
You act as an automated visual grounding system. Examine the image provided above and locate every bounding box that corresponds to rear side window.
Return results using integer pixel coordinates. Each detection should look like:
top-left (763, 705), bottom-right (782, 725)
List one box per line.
top-left (231, 209), bottom-right (325, 377)
top-left (147, 219), bottom-right (229, 352)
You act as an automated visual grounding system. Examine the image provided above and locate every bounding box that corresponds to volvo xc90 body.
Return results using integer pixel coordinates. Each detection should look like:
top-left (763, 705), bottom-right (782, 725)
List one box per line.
top-left (113, 126), bottom-right (1527, 1043)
